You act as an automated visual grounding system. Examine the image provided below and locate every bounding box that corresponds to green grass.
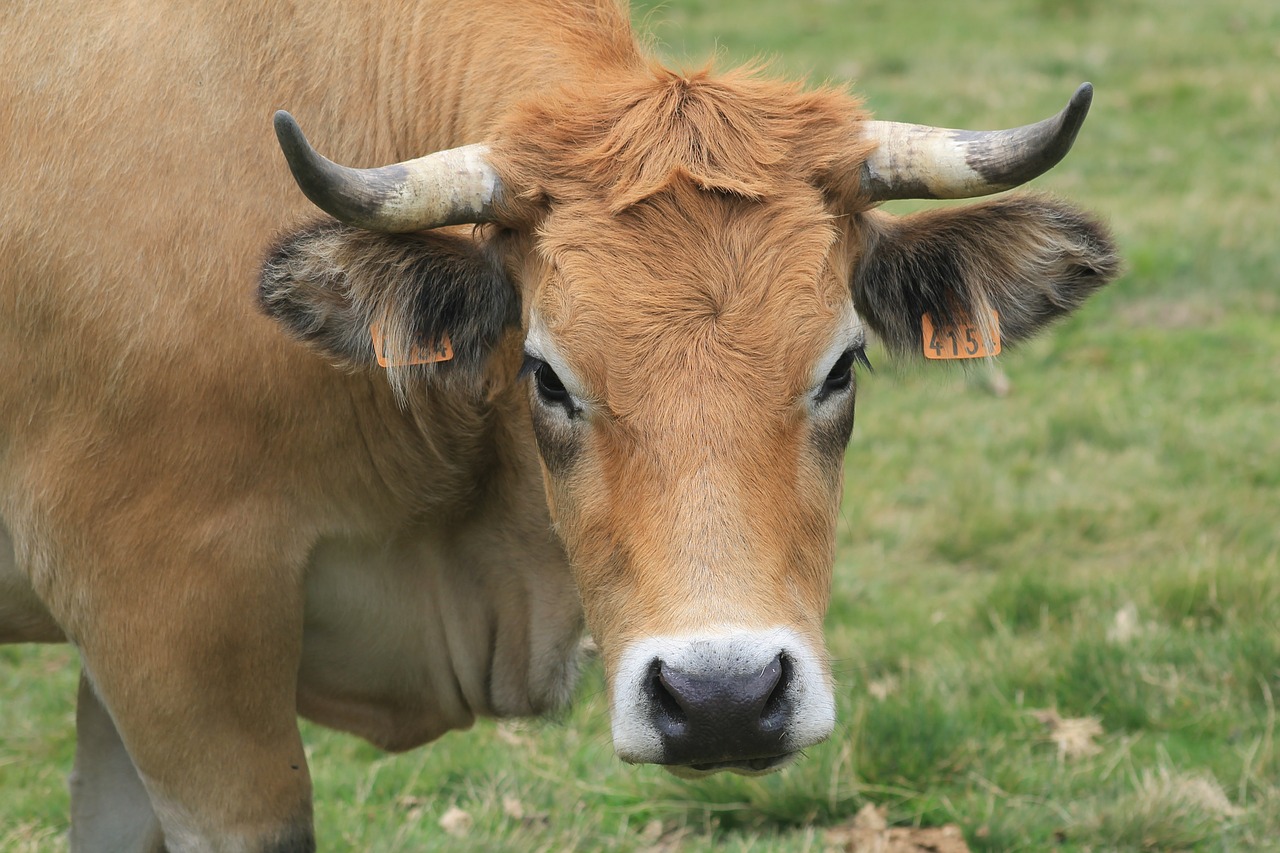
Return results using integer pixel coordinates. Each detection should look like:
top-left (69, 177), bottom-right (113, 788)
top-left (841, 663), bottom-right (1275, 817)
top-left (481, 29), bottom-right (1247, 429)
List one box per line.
top-left (3, 0), bottom-right (1279, 849)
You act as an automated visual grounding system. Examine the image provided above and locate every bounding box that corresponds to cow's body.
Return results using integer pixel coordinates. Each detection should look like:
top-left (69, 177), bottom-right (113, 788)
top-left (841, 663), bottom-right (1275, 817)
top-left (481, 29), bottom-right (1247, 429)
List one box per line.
top-left (2, 2), bottom-right (606, 848)
top-left (1, 1), bottom-right (1118, 849)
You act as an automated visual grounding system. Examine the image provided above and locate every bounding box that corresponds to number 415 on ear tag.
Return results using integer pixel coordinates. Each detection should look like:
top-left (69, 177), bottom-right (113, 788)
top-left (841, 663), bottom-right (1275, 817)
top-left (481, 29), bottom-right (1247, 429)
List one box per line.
top-left (922, 310), bottom-right (1001, 359)
top-left (369, 322), bottom-right (453, 368)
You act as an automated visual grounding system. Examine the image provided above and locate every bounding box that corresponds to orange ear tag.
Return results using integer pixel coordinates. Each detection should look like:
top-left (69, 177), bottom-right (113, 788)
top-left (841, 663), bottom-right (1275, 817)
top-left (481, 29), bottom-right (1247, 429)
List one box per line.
top-left (921, 310), bottom-right (1001, 359)
top-left (369, 323), bottom-right (454, 368)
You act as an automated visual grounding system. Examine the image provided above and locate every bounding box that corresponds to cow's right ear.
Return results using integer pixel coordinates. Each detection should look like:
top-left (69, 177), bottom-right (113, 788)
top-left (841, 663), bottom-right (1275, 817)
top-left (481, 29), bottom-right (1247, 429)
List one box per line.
top-left (258, 220), bottom-right (519, 379)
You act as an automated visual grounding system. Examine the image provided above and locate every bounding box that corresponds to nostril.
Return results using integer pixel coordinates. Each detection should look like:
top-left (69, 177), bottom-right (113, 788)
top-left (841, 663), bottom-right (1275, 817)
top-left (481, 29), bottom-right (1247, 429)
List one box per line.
top-left (646, 659), bottom-right (689, 737)
top-left (759, 653), bottom-right (791, 733)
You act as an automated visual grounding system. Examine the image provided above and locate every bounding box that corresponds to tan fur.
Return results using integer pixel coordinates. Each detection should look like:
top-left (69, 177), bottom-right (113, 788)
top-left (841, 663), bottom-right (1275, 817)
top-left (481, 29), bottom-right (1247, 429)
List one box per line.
top-left (494, 64), bottom-right (872, 213)
top-left (0, 1), bottom-right (626, 846)
top-left (506, 183), bottom-right (856, 668)
top-left (1, 0), bottom-right (1116, 845)
top-left (480, 66), bottom-right (873, 676)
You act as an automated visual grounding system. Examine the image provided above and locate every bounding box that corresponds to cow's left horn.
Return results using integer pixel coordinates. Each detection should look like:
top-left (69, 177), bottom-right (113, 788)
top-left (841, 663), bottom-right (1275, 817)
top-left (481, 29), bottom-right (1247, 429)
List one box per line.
top-left (273, 111), bottom-right (501, 232)
top-left (858, 83), bottom-right (1094, 201)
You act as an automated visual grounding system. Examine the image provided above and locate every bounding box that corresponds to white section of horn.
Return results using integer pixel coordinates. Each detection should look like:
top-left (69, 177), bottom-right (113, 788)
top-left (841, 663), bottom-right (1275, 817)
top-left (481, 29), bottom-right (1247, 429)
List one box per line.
top-left (859, 83), bottom-right (1094, 201)
top-left (273, 110), bottom-right (501, 232)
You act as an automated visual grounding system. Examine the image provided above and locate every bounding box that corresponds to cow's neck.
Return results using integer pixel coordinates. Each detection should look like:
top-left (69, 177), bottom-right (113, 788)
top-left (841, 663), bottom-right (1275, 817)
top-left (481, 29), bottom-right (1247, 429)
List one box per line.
top-left (297, 386), bottom-right (583, 750)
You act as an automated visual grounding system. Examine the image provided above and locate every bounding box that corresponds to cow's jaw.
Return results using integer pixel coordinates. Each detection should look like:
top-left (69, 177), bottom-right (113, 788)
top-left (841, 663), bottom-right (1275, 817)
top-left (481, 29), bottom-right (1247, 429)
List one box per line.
top-left (608, 627), bottom-right (835, 775)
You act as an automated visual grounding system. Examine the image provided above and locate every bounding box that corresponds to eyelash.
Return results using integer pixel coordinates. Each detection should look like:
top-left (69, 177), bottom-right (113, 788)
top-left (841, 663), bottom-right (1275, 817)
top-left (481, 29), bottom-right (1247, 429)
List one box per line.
top-left (815, 345), bottom-right (872, 403)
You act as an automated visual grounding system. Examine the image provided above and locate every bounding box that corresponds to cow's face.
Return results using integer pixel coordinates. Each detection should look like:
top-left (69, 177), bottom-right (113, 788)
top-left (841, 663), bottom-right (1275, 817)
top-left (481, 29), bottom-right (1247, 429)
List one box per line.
top-left (510, 184), bottom-right (862, 774)
top-left (264, 69), bottom-right (1117, 775)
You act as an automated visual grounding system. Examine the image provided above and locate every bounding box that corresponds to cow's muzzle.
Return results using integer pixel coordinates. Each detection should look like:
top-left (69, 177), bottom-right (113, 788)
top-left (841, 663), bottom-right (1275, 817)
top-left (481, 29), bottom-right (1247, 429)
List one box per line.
top-left (610, 628), bottom-right (834, 775)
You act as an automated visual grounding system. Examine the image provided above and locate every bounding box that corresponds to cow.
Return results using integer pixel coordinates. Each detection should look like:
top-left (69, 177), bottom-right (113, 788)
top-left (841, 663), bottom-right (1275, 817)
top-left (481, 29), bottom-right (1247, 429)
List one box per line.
top-left (0, 0), bottom-right (1119, 849)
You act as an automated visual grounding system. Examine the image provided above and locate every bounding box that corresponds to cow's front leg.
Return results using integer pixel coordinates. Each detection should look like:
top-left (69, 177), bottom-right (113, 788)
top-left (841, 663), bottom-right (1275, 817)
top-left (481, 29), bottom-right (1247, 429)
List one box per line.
top-left (70, 671), bottom-right (165, 852)
top-left (70, 560), bottom-right (315, 853)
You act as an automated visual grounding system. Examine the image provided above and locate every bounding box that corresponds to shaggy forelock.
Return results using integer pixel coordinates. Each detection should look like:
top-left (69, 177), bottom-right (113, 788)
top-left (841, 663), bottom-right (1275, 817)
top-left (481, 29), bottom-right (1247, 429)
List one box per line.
top-left (493, 63), bottom-right (874, 216)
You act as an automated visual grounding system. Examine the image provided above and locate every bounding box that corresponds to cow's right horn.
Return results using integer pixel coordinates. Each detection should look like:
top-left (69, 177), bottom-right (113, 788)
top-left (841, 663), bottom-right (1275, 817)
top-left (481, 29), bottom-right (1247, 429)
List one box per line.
top-left (273, 111), bottom-right (502, 233)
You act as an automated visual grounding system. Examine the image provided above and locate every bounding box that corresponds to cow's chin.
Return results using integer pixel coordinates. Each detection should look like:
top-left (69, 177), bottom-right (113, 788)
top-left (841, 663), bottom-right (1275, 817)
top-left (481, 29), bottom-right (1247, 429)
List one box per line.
top-left (663, 752), bottom-right (798, 779)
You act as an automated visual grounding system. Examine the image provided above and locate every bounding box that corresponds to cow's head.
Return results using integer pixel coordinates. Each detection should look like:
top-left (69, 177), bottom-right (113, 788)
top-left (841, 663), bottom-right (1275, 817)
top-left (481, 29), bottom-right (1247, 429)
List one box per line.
top-left (261, 68), bottom-right (1117, 776)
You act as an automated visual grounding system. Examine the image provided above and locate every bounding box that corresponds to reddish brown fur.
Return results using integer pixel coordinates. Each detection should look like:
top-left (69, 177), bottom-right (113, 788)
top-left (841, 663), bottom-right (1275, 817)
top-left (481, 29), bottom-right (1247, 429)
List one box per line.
top-left (494, 64), bottom-right (873, 213)
top-left (486, 68), bottom-right (858, 670)
top-left (504, 179), bottom-right (859, 659)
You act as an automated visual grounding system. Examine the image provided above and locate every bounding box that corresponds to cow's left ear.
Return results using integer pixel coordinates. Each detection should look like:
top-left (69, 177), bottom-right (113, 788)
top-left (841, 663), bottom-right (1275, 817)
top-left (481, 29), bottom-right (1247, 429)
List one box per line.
top-left (259, 220), bottom-right (518, 379)
top-left (851, 194), bottom-right (1120, 357)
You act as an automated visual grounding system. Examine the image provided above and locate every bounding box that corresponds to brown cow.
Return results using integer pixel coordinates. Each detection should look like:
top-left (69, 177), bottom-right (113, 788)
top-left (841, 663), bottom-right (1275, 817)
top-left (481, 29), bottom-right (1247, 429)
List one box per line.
top-left (0, 0), bottom-right (1118, 849)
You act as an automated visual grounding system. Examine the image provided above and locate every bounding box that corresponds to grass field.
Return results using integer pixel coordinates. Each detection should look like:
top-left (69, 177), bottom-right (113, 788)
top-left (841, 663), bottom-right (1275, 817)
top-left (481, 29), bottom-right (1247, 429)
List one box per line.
top-left (3, 0), bottom-right (1278, 850)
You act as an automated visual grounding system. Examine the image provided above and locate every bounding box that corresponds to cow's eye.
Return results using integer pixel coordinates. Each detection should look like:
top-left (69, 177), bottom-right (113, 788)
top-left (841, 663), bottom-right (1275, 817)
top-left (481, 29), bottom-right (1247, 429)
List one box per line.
top-left (521, 353), bottom-right (577, 415)
top-left (816, 346), bottom-right (871, 404)
top-left (535, 362), bottom-right (570, 405)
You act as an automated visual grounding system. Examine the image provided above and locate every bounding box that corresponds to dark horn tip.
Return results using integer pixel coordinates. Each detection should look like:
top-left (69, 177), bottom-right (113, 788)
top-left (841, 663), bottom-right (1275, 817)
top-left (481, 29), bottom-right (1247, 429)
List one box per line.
top-left (270, 110), bottom-right (354, 221)
top-left (272, 110), bottom-right (312, 166)
top-left (1034, 82), bottom-right (1094, 174)
top-left (1062, 83), bottom-right (1093, 133)
top-left (272, 109), bottom-right (296, 136)
top-left (1070, 82), bottom-right (1093, 113)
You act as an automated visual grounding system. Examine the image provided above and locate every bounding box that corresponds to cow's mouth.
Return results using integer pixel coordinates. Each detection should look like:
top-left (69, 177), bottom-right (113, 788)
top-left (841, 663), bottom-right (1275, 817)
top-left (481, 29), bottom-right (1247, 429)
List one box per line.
top-left (663, 752), bottom-right (796, 778)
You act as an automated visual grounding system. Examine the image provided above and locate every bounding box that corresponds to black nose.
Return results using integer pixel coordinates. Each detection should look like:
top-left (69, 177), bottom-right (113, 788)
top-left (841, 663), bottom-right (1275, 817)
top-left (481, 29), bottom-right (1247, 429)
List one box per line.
top-left (646, 653), bottom-right (791, 766)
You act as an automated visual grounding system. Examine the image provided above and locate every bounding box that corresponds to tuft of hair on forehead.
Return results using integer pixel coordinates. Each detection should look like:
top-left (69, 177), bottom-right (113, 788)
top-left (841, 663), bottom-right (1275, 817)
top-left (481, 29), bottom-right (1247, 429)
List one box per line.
top-left (493, 63), bottom-right (873, 215)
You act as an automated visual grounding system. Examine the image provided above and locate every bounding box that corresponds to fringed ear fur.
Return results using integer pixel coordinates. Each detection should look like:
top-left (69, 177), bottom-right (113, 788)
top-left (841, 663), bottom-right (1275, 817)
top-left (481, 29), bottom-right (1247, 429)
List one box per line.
top-left (259, 221), bottom-right (519, 391)
top-left (852, 193), bottom-right (1120, 357)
